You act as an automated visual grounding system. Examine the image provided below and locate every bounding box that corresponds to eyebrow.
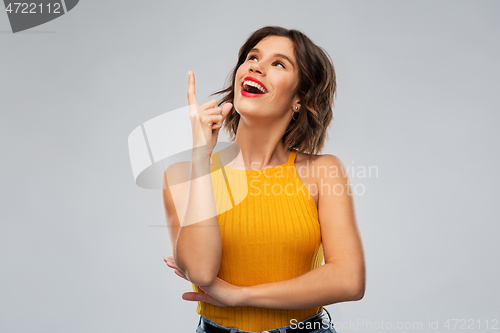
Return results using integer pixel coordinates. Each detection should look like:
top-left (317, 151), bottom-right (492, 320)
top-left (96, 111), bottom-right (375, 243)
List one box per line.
top-left (248, 48), bottom-right (295, 68)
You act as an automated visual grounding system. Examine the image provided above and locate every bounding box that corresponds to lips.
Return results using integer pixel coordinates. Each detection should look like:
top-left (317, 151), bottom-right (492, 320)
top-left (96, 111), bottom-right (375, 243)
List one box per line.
top-left (242, 76), bottom-right (267, 92)
top-left (241, 76), bottom-right (268, 97)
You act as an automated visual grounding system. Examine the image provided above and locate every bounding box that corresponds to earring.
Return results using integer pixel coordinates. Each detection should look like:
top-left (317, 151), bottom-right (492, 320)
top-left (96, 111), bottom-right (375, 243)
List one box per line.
top-left (292, 110), bottom-right (299, 121)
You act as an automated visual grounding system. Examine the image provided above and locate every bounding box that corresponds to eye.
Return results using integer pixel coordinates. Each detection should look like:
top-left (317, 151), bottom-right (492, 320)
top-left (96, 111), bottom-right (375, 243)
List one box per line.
top-left (274, 61), bottom-right (286, 69)
top-left (247, 55), bottom-right (286, 69)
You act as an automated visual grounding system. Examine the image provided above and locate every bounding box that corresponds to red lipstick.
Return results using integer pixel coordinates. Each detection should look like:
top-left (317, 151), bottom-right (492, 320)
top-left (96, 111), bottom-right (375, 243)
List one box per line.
top-left (241, 76), bottom-right (268, 98)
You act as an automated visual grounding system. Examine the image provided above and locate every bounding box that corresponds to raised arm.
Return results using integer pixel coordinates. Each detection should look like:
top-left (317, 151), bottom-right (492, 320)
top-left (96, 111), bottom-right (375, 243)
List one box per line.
top-left (162, 71), bottom-right (232, 287)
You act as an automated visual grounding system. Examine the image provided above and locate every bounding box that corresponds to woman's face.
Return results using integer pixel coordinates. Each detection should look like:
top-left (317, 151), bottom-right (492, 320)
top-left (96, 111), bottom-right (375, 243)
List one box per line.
top-left (234, 36), bottom-right (300, 120)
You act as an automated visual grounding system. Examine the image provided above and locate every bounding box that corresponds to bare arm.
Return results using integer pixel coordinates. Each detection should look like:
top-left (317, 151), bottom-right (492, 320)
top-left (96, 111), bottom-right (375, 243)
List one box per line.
top-left (162, 152), bottom-right (222, 287)
top-left (240, 263), bottom-right (361, 309)
top-left (163, 71), bottom-right (237, 287)
top-left (162, 71), bottom-right (233, 287)
top-left (240, 154), bottom-right (365, 308)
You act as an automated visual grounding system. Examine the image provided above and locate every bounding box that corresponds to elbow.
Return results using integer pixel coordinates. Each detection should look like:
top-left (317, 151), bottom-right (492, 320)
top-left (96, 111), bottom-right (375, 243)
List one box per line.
top-left (351, 285), bottom-right (365, 301)
top-left (347, 264), bottom-right (365, 301)
top-left (187, 271), bottom-right (217, 287)
top-left (173, 250), bottom-right (221, 287)
top-left (175, 259), bottom-right (218, 287)
top-left (348, 279), bottom-right (365, 301)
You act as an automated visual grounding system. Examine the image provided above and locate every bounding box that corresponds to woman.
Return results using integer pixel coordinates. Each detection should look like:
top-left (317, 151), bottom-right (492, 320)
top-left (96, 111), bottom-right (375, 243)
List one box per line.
top-left (162, 26), bottom-right (365, 333)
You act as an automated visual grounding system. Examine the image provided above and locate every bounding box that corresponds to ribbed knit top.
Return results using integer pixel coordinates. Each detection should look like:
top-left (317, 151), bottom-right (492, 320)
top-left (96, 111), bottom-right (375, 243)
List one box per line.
top-left (191, 149), bottom-right (324, 332)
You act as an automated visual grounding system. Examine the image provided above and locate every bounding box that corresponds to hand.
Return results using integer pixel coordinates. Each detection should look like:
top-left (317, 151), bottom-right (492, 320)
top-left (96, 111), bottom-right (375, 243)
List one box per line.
top-left (187, 71), bottom-right (233, 156)
top-left (164, 256), bottom-right (245, 307)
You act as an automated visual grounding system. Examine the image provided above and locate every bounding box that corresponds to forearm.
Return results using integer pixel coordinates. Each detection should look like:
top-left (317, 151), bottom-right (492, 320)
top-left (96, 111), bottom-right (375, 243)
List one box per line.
top-left (240, 263), bottom-right (362, 309)
top-left (175, 151), bottom-right (222, 286)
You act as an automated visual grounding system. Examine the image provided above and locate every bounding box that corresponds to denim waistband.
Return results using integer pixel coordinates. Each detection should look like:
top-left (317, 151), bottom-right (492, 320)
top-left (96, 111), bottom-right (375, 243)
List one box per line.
top-left (198, 308), bottom-right (334, 333)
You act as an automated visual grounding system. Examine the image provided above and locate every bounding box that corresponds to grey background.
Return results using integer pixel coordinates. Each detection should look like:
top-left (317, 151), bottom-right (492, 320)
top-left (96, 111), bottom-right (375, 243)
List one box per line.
top-left (1, 1), bottom-right (499, 332)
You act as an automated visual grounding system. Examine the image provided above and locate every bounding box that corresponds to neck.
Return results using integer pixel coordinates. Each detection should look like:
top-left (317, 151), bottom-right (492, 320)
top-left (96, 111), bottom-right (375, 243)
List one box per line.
top-left (227, 118), bottom-right (291, 170)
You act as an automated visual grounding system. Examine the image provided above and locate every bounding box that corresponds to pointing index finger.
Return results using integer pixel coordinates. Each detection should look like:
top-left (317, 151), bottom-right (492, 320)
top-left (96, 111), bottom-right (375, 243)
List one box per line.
top-left (187, 70), bottom-right (198, 107)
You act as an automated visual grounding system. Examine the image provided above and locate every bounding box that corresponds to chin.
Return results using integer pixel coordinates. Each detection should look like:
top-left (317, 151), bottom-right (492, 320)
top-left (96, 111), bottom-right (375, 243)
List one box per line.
top-left (233, 104), bottom-right (251, 117)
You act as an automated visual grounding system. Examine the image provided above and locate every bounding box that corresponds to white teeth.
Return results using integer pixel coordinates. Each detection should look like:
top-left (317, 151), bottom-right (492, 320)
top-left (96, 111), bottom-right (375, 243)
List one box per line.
top-left (243, 80), bottom-right (267, 93)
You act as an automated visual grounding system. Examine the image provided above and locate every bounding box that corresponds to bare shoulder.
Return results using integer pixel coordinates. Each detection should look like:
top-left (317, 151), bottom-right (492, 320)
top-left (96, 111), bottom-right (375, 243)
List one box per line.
top-left (295, 152), bottom-right (348, 208)
top-left (313, 153), bottom-right (344, 166)
top-left (295, 151), bottom-right (346, 182)
top-left (313, 153), bottom-right (347, 181)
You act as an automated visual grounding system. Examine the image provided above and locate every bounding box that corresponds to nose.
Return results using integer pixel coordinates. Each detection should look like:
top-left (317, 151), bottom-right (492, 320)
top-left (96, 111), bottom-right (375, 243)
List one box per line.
top-left (249, 61), bottom-right (264, 75)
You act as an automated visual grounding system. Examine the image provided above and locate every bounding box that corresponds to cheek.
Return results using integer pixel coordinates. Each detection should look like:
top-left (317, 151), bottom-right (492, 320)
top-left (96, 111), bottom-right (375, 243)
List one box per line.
top-left (234, 67), bottom-right (245, 92)
top-left (273, 79), bottom-right (296, 99)
top-left (235, 64), bottom-right (247, 78)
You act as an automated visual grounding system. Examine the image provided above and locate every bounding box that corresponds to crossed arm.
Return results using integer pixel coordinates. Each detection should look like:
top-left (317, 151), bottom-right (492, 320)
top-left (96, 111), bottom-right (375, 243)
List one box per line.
top-left (166, 154), bottom-right (366, 309)
top-left (240, 262), bottom-right (363, 309)
top-left (246, 155), bottom-right (365, 308)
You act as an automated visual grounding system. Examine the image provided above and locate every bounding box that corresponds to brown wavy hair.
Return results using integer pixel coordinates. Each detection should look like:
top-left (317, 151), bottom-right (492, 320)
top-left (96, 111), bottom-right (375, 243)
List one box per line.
top-left (210, 26), bottom-right (337, 155)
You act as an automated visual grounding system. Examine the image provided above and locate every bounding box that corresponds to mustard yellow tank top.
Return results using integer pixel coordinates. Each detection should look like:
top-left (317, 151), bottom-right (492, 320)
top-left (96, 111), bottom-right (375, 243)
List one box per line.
top-left (191, 149), bottom-right (324, 332)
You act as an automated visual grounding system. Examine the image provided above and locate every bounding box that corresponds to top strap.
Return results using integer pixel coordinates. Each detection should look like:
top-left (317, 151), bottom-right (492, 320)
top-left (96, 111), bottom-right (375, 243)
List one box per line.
top-left (212, 151), bottom-right (222, 171)
top-left (212, 151), bottom-right (230, 186)
top-left (287, 149), bottom-right (298, 165)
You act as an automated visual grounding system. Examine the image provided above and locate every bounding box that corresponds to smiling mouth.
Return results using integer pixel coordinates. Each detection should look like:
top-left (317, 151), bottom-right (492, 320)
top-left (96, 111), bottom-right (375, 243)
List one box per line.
top-left (241, 80), bottom-right (267, 95)
top-left (242, 84), bottom-right (265, 94)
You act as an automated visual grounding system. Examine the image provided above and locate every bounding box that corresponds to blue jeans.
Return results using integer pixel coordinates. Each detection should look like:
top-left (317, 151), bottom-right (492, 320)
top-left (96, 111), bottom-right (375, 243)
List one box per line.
top-left (196, 308), bottom-right (338, 333)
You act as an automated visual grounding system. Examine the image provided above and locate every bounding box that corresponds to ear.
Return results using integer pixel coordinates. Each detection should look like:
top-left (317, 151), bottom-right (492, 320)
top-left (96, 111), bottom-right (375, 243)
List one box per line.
top-left (292, 97), bottom-right (301, 110)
